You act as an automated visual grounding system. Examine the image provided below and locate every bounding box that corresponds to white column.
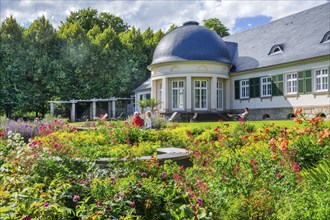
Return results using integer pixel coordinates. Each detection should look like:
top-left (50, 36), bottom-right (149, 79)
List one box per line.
top-left (162, 77), bottom-right (168, 112)
top-left (108, 102), bottom-right (111, 117)
top-left (210, 76), bottom-right (217, 112)
top-left (70, 101), bottom-right (76, 122)
top-left (186, 76), bottom-right (192, 112)
top-left (92, 100), bottom-right (97, 120)
top-left (50, 102), bottom-right (54, 116)
top-left (151, 79), bottom-right (157, 99)
top-left (112, 100), bottom-right (116, 118)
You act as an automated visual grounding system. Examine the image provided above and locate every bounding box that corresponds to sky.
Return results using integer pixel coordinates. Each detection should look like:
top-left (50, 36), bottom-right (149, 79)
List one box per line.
top-left (0, 0), bottom-right (328, 34)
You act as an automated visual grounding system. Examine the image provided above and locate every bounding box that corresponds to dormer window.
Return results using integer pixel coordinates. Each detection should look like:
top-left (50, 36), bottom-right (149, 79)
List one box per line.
top-left (268, 44), bottom-right (284, 55)
top-left (320, 31), bottom-right (330, 43)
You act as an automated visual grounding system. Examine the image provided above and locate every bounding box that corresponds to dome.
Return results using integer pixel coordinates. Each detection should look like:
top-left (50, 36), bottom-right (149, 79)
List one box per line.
top-left (150, 21), bottom-right (232, 66)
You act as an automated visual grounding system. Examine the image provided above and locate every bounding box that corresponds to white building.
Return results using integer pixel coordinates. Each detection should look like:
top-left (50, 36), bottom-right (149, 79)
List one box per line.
top-left (134, 3), bottom-right (330, 120)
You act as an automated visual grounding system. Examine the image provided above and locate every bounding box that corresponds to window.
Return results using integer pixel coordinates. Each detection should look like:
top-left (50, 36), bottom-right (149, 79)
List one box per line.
top-left (157, 81), bottom-right (163, 110)
top-left (172, 80), bottom-right (184, 110)
top-left (320, 31), bottom-right (330, 43)
top-left (139, 93), bottom-right (150, 100)
top-left (315, 68), bottom-right (328, 91)
top-left (268, 44), bottom-right (284, 55)
top-left (240, 79), bottom-right (249, 98)
top-left (286, 73), bottom-right (298, 94)
top-left (217, 81), bottom-right (223, 110)
top-left (260, 77), bottom-right (272, 97)
top-left (194, 80), bottom-right (207, 110)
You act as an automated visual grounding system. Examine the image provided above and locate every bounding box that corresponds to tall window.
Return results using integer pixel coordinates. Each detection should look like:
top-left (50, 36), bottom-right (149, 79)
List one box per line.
top-left (217, 81), bottom-right (223, 109)
top-left (286, 73), bottom-right (297, 94)
top-left (157, 81), bottom-right (163, 110)
top-left (172, 80), bottom-right (184, 110)
top-left (261, 77), bottom-right (272, 97)
top-left (315, 68), bottom-right (328, 91)
top-left (194, 80), bottom-right (207, 110)
top-left (240, 80), bottom-right (249, 98)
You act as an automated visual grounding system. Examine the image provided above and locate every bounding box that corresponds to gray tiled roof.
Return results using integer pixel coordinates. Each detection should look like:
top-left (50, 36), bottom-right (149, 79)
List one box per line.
top-left (133, 78), bottom-right (151, 92)
top-left (150, 21), bottom-right (232, 67)
top-left (223, 3), bottom-right (330, 72)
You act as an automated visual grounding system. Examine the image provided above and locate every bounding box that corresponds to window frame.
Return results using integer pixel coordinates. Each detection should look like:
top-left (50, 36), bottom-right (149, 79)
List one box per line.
top-left (172, 80), bottom-right (185, 110)
top-left (217, 80), bottom-right (224, 110)
top-left (314, 67), bottom-right (328, 92)
top-left (260, 76), bottom-right (272, 97)
top-left (285, 72), bottom-right (298, 94)
top-left (193, 80), bottom-right (208, 110)
top-left (240, 79), bottom-right (250, 99)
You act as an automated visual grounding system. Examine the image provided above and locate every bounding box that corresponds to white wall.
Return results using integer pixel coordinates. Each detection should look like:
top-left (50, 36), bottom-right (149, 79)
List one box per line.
top-left (230, 60), bottom-right (330, 110)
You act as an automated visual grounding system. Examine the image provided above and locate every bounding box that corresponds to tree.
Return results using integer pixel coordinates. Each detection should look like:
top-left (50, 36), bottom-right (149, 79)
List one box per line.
top-left (21, 16), bottom-right (59, 117)
top-left (146, 98), bottom-right (161, 113)
top-left (203, 18), bottom-right (230, 37)
top-left (0, 16), bottom-right (25, 117)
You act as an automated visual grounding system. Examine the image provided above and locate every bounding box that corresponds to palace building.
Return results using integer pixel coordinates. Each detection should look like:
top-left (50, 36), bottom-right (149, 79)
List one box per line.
top-left (134, 3), bottom-right (330, 120)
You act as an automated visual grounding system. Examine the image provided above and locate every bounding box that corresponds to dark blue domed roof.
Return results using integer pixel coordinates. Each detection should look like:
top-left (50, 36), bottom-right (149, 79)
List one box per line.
top-left (150, 21), bottom-right (232, 66)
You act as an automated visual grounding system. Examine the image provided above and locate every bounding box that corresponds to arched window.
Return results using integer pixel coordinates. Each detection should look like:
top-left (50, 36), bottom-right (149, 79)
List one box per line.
top-left (320, 31), bottom-right (330, 43)
top-left (268, 44), bottom-right (284, 55)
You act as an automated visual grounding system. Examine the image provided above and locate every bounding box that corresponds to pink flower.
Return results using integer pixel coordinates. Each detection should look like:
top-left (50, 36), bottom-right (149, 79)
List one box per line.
top-left (73, 195), bottom-right (80, 203)
top-left (196, 197), bottom-right (203, 206)
top-left (137, 183), bottom-right (143, 188)
top-left (130, 201), bottom-right (135, 207)
top-left (276, 173), bottom-right (282, 178)
top-left (44, 201), bottom-right (49, 207)
top-left (293, 165), bottom-right (300, 172)
top-left (161, 171), bottom-right (166, 180)
top-left (141, 172), bottom-right (148, 178)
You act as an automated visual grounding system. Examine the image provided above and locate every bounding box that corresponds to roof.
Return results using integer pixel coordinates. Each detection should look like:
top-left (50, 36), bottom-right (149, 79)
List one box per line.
top-left (149, 21), bottom-right (232, 67)
top-left (133, 78), bottom-right (151, 92)
top-left (223, 3), bottom-right (330, 72)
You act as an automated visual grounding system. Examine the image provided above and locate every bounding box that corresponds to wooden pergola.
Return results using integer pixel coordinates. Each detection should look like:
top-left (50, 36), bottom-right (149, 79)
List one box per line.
top-left (49, 97), bottom-right (133, 122)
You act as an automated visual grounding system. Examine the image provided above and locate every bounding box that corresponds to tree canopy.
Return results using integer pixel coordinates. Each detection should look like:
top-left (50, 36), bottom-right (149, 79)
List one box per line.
top-left (0, 10), bottom-right (229, 117)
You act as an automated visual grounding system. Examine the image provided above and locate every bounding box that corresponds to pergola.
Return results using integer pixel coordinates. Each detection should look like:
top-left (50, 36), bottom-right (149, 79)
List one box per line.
top-left (49, 97), bottom-right (133, 122)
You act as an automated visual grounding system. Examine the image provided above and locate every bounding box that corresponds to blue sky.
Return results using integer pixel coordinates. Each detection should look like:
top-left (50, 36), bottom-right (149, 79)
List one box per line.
top-left (0, 0), bottom-right (328, 34)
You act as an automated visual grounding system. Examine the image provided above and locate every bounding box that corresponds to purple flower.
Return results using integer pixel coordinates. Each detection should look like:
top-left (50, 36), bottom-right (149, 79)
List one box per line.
top-left (141, 172), bottom-right (148, 178)
top-left (73, 195), bottom-right (80, 203)
top-left (161, 171), bottom-right (167, 180)
top-left (44, 201), bottom-right (49, 207)
top-left (130, 201), bottom-right (135, 207)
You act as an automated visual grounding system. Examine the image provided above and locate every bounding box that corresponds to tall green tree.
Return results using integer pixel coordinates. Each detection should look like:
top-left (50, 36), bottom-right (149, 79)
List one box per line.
top-left (203, 18), bottom-right (230, 37)
top-left (0, 16), bottom-right (24, 117)
top-left (21, 16), bottom-right (60, 117)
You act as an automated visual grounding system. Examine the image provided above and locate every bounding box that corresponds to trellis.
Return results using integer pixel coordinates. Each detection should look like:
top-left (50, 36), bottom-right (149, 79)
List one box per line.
top-left (49, 98), bottom-right (133, 122)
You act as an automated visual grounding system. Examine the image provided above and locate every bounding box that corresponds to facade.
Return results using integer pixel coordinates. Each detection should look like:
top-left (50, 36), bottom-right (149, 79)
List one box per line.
top-left (134, 3), bottom-right (330, 120)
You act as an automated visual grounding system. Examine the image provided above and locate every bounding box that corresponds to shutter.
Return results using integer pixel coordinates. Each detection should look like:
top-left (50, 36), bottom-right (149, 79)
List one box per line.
top-left (234, 80), bottom-right (240, 99)
top-left (272, 74), bottom-right (284, 96)
top-left (298, 71), bottom-right (304, 93)
top-left (251, 77), bottom-right (260, 98)
top-left (146, 94), bottom-right (151, 99)
top-left (255, 77), bottom-right (260, 97)
top-left (278, 74), bottom-right (284, 96)
top-left (272, 75), bottom-right (278, 96)
top-left (305, 70), bottom-right (312, 93)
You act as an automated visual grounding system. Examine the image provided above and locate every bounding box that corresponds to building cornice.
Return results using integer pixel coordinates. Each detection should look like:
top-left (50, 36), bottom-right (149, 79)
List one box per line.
top-left (148, 60), bottom-right (231, 70)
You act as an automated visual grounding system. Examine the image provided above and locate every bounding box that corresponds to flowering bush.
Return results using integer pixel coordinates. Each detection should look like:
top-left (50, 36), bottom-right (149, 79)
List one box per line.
top-left (0, 109), bottom-right (329, 219)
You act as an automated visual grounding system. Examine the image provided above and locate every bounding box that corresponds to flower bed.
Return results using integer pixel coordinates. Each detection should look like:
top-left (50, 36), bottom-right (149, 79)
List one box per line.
top-left (0, 110), bottom-right (329, 219)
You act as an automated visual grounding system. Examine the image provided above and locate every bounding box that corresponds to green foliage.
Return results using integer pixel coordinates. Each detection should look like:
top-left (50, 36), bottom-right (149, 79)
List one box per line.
top-left (203, 18), bottom-right (230, 37)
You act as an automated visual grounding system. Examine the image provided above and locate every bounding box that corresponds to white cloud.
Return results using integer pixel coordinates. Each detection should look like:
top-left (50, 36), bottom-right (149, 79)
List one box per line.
top-left (0, 0), bottom-right (327, 33)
